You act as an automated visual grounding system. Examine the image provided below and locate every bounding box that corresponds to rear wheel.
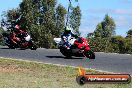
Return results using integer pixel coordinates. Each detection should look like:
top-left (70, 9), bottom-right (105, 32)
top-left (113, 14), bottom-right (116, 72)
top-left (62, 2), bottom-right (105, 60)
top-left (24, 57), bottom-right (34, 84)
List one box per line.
top-left (7, 42), bottom-right (16, 49)
top-left (84, 50), bottom-right (95, 59)
top-left (3, 36), bottom-right (15, 49)
top-left (8, 45), bottom-right (15, 49)
top-left (60, 47), bottom-right (72, 58)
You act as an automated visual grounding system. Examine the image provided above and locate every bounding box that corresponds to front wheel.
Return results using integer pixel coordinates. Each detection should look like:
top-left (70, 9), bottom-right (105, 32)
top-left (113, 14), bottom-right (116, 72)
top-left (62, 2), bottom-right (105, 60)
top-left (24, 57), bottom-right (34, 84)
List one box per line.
top-left (30, 44), bottom-right (37, 50)
top-left (84, 50), bottom-right (95, 59)
top-left (29, 41), bottom-right (37, 50)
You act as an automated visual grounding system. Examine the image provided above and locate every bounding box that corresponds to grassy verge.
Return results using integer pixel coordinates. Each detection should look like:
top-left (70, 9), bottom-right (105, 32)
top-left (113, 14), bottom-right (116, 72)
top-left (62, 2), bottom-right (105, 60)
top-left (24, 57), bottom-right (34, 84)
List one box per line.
top-left (0, 57), bottom-right (131, 88)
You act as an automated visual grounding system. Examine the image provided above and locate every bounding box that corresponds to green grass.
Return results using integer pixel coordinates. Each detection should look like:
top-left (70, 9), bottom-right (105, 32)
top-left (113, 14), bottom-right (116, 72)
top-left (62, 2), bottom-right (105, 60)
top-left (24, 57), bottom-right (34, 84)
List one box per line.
top-left (0, 57), bottom-right (131, 88)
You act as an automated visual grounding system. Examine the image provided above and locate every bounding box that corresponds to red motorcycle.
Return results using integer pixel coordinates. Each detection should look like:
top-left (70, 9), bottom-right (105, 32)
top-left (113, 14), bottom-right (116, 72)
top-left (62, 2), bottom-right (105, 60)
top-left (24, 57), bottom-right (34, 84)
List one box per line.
top-left (1, 20), bottom-right (37, 50)
top-left (2, 31), bottom-right (37, 50)
top-left (54, 37), bottom-right (95, 59)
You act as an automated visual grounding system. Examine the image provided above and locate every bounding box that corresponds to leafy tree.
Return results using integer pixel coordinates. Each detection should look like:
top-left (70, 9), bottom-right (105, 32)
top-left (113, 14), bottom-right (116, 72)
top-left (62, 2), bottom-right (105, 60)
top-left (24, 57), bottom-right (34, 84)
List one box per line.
top-left (94, 14), bottom-right (116, 38)
top-left (87, 33), bottom-right (94, 38)
top-left (101, 14), bottom-right (116, 38)
top-left (110, 36), bottom-right (126, 53)
top-left (125, 29), bottom-right (132, 54)
top-left (126, 29), bottom-right (132, 38)
top-left (69, 6), bottom-right (81, 34)
top-left (93, 14), bottom-right (116, 52)
top-left (94, 23), bottom-right (103, 37)
top-left (55, 4), bottom-right (67, 37)
top-left (18, 0), bottom-right (81, 48)
top-left (6, 9), bottom-right (20, 21)
top-left (125, 37), bottom-right (132, 54)
top-left (0, 27), bottom-right (4, 45)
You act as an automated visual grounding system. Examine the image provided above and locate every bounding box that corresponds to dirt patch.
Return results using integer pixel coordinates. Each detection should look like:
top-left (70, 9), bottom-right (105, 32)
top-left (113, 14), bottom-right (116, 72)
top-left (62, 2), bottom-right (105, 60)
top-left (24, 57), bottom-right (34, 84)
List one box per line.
top-left (0, 65), bottom-right (29, 73)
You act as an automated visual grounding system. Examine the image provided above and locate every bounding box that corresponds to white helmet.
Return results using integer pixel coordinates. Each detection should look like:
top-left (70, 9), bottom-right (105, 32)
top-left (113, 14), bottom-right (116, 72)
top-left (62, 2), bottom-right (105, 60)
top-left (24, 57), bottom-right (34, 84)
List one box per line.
top-left (25, 35), bottom-right (31, 41)
top-left (66, 26), bottom-right (71, 31)
top-left (65, 26), bottom-right (73, 33)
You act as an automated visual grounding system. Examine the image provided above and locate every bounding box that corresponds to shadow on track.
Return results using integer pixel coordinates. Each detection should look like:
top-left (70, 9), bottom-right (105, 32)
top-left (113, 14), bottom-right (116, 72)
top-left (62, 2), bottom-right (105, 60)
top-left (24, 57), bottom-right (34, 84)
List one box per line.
top-left (0, 46), bottom-right (30, 50)
top-left (46, 56), bottom-right (64, 58)
top-left (46, 56), bottom-right (84, 59)
top-left (0, 48), bottom-right (26, 50)
top-left (0, 47), bottom-right (10, 49)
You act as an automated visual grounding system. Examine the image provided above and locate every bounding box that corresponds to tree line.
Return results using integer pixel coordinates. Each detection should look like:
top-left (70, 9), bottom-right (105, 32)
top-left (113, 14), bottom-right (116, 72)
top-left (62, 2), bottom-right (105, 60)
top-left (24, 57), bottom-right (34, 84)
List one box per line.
top-left (87, 14), bottom-right (132, 54)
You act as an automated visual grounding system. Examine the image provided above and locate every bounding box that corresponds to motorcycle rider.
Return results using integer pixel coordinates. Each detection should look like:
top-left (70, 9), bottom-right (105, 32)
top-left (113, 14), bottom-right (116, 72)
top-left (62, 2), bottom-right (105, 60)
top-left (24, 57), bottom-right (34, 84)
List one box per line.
top-left (14, 15), bottom-right (26, 34)
top-left (61, 26), bottom-right (78, 49)
top-left (10, 15), bottom-right (27, 45)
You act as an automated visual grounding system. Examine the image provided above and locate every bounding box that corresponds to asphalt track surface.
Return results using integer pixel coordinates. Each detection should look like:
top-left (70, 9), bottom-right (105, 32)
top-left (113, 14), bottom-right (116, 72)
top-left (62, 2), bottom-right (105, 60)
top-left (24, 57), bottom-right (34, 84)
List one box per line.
top-left (0, 46), bottom-right (132, 75)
